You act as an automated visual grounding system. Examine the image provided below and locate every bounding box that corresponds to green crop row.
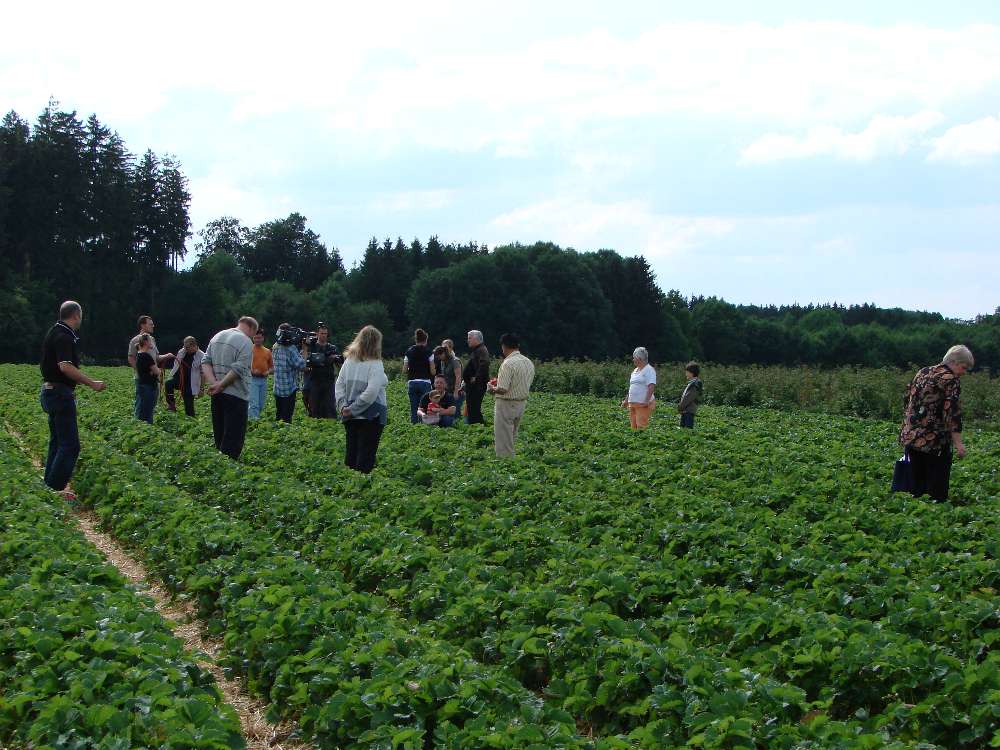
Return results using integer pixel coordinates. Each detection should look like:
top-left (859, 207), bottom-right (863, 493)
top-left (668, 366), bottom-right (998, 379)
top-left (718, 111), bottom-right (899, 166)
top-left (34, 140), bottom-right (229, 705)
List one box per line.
top-left (0, 429), bottom-right (244, 750)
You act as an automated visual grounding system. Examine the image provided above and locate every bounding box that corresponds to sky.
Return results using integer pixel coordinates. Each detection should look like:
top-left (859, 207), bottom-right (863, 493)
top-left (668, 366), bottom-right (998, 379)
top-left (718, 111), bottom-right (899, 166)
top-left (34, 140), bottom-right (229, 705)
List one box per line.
top-left (3, 0), bottom-right (999, 319)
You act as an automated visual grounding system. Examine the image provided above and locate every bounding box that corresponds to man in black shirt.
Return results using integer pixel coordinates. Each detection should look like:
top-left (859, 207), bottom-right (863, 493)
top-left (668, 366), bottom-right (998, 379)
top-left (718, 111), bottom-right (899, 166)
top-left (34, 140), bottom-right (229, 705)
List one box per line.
top-left (39, 301), bottom-right (106, 497)
top-left (304, 323), bottom-right (343, 419)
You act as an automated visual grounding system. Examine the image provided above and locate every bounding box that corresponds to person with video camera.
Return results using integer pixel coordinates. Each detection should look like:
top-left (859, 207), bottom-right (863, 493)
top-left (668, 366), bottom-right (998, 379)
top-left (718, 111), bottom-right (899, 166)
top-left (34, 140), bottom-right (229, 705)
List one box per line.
top-left (272, 322), bottom-right (307, 423)
top-left (304, 322), bottom-right (343, 419)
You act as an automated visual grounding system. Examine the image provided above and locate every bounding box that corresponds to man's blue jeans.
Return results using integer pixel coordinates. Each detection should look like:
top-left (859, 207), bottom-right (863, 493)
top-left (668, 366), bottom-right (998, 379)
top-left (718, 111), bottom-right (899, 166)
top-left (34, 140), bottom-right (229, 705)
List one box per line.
top-left (249, 376), bottom-right (268, 419)
top-left (40, 385), bottom-right (80, 491)
top-left (407, 380), bottom-right (432, 424)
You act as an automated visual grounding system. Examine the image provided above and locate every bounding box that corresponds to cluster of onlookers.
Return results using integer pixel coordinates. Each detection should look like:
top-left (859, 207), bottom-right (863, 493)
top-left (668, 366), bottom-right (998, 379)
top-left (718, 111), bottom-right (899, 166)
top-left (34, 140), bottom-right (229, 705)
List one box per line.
top-left (38, 299), bottom-right (976, 503)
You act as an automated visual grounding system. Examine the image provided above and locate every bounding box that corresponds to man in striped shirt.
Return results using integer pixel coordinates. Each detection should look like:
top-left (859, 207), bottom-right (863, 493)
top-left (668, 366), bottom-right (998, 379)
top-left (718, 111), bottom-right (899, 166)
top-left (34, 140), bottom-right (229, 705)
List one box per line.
top-left (488, 333), bottom-right (535, 458)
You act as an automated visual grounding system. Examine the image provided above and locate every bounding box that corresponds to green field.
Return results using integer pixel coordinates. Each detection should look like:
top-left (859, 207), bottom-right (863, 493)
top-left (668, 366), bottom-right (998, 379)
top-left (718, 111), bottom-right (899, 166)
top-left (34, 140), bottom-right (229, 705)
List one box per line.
top-left (2, 363), bottom-right (999, 749)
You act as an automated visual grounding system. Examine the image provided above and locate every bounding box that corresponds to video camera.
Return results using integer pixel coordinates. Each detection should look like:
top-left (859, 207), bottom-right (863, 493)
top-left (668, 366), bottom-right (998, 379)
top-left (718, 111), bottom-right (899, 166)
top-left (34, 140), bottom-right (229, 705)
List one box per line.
top-left (276, 325), bottom-right (317, 348)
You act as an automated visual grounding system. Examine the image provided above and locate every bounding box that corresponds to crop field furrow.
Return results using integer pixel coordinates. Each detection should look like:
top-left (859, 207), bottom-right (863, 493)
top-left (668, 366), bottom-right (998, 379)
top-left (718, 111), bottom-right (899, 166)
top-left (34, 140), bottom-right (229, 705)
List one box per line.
top-left (3, 364), bottom-right (1000, 748)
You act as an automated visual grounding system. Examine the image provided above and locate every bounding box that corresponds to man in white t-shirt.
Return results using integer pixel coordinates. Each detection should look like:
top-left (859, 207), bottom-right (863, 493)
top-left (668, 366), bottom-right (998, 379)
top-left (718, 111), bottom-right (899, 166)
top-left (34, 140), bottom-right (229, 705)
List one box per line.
top-left (621, 346), bottom-right (656, 430)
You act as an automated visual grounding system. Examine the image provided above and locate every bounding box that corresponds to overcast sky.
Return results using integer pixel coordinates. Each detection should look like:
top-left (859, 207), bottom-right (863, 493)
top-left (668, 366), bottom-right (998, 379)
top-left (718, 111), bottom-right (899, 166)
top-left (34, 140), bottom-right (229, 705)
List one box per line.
top-left (4, 0), bottom-right (999, 318)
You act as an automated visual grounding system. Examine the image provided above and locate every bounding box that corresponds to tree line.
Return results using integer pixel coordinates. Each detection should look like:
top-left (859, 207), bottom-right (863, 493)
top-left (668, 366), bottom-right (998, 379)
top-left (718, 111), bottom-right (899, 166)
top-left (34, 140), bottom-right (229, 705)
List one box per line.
top-left (2, 102), bottom-right (997, 371)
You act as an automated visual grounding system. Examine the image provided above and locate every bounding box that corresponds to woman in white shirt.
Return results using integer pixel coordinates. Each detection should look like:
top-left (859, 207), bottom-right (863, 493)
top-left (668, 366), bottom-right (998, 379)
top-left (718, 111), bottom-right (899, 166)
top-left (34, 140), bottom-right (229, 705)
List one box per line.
top-left (620, 346), bottom-right (656, 430)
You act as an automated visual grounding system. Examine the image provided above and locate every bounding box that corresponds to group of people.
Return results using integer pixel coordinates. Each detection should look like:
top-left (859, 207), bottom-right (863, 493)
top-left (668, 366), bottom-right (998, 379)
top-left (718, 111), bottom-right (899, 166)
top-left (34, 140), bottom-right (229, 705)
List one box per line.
top-left (37, 300), bottom-right (976, 502)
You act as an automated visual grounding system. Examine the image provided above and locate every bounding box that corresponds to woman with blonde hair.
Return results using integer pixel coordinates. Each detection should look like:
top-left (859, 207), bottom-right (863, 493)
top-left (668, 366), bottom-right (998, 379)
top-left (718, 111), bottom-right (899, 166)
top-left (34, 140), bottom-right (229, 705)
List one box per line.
top-left (336, 325), bottom-right (389, 473)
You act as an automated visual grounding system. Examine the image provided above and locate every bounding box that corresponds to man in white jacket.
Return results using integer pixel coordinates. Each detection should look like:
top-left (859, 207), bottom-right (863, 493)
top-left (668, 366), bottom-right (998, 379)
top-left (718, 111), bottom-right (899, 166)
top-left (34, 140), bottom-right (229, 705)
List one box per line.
top-left (165, 336), bottom-right (204, 416)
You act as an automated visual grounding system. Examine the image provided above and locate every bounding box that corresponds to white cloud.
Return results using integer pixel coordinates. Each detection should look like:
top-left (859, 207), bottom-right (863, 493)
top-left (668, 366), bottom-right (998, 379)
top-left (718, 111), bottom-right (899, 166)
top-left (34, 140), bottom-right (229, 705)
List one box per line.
top-left (368, 189), bottom-right (455, 213)
top-left (487, 196), bottom-right (815, 261)
top-left (5, 8), bottom-right (1000, 157)
top-left (928, 115), bottom-right (1000, 163)
top-left (741, 111), bottom-right (945, 163)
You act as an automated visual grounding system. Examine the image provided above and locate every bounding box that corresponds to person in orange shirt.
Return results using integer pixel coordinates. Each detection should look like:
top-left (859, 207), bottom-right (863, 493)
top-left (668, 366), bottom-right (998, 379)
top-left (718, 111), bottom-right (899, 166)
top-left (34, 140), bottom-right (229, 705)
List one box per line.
top-left (248, 328), bottom-right (274, 419)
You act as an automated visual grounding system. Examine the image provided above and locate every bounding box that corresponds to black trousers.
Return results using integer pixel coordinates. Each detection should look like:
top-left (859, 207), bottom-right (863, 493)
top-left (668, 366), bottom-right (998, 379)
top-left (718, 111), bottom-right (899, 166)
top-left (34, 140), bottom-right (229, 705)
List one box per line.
top-left (211, 393), bottom-right (248, 460)
top-left (466, 386), bottom-right (487, 424)
top-left (275, 393), bottom-right (297, 423)
top-left (908, 447), bottom-right (953, 501)
top-left (344, 419), bottom-right (384, 474)
top-left (680, 413), bottom-right (695, 428)
top-left (165, 376), bottom-right (195, 416)
top-left (307, 380), bottom-right (336, 418)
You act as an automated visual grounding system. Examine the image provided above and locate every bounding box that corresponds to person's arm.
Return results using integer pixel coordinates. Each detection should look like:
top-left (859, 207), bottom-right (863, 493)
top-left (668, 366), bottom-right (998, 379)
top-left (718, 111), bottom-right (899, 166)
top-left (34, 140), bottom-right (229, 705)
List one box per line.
top-left (291, 347), bottom-right (306, 371)
top-left (156, 352), bottom-right (174, 366)
top-left (677, 383), bottom-right (696, 413)
top-left (346, 364), bottom-right (389, 417)
top-left (57, 362), bottom-right (106, 391)
top-left (491, 361), bottom-right (510, 395)
top-left (943, 377), bottom-right (966, 458)
top-left (150, 361), bottom-right (161, 377)
top-left (453, 361), bottom-right (462, 397)
top-left (646, 383), bottom-right (655, 404)
top-left (200, 346), bottom-right (217, 387)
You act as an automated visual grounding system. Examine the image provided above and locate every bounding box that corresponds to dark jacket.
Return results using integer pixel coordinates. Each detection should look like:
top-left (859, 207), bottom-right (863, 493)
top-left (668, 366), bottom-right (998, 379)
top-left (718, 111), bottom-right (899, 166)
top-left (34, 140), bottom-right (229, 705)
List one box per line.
top-left (677, 378), bottom-right (703, 414)
top-left (463, 343), bottom-right (490, 391)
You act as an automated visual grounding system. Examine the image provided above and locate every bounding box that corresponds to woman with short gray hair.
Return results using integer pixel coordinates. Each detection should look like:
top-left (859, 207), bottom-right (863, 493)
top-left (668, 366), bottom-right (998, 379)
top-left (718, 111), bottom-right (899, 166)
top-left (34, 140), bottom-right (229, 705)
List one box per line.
top-left (898, 344), bottom-right (974, 500)
top-left (620, 347), bottom-right (656, 430)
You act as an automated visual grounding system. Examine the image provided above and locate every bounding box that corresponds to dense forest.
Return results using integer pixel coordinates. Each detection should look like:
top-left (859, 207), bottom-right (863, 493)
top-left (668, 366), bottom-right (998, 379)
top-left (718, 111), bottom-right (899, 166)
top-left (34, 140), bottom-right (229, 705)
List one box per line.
top-left (1, 102), bottom-right (997, 370)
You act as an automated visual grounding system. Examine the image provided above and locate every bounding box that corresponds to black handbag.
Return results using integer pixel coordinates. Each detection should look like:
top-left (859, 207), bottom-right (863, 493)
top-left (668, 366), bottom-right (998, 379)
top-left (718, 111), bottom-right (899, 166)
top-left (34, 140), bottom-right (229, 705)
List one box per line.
top-left (891, 451), bottom-right (914, 493)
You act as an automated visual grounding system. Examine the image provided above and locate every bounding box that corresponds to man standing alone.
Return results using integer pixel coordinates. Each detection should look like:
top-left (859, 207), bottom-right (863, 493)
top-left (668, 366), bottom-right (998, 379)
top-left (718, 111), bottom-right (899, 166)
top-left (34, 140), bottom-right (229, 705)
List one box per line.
top-left (201, 316), bottom-right (257, 460)
top-left (463, 330), bottom-right (491, 425)
top-left (39, 301), bottom-right (106, 498)
top-left (488, 333), bottom-right (535, 458)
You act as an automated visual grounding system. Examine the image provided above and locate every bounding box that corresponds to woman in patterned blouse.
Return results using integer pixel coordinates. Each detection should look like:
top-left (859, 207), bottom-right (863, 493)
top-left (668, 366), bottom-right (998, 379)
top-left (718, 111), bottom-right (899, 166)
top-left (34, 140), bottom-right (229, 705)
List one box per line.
top-left (898, 344), bottom-right (974, 500)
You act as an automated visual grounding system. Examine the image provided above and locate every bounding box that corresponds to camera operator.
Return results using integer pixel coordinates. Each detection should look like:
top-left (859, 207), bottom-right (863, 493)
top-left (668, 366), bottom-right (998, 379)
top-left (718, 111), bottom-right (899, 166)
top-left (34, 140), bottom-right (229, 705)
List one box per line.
top-left (303, 322), bottom-right (343, 419)
top-left (272, 323), bottom-right (307, 423)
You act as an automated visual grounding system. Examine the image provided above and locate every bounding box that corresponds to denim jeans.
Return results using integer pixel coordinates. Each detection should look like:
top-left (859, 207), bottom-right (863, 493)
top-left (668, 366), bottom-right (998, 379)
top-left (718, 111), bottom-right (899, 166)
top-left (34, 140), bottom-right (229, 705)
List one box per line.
top-left (135, 383), bottom-right (158, 424)
top-left (407, 379), bottom-right (432, 424)
top-left (248, 376), bottom-right (268, 419)
top-left (40, 385), bottom-right (80, 491)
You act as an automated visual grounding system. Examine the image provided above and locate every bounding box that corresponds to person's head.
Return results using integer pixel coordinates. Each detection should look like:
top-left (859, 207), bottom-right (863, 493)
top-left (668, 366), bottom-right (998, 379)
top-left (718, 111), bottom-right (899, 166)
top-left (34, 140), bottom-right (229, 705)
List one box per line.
top-left (137, 333), bottom-right (152, 351)
top-left (237, 316), bottom-right (259, 337)
top-left (442, 338), bottom-right (455, 353)
top-left (433, 345), bottom-right (448, 360)
top-left (59, 300), bottom-right (82, 330)
top-left (316, 322), bottom-right (328, 344)
top-left (345, 325), bottom-right (383, 361)
top-left (253, 329), bottom-right (265, 345)
top-left (685, 361), bottom-right (701, 380)
top-left (433, 374), bottom-right (448, 392)
top-left (414, 328), bottom-right (428, 344)
top-left (632, 346), bottom-right (649, 368)
top-left (942, 345), bottom-right (974, 376)
top-left (183, 336), bottom-right (198, 354)
top-left (467, 330), bottom-right (483, 348)
top-left (137, 314), bottom-right (154, 333)
top-left (499, 333), bottom-right (520, 357)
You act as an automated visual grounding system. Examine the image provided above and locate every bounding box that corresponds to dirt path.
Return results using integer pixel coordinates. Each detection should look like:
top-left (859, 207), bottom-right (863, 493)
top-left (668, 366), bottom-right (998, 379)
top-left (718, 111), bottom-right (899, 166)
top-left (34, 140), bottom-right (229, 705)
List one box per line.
top-left (8, 427), bottom-right (311, 750)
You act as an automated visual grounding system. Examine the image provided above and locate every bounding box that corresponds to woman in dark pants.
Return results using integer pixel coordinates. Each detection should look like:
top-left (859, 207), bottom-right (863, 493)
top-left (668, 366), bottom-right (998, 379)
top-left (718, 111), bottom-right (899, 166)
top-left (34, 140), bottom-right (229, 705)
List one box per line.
top-left (899, 345), bottom-right (973, 501)
top-left (336, 326), bottom-right (389, 474)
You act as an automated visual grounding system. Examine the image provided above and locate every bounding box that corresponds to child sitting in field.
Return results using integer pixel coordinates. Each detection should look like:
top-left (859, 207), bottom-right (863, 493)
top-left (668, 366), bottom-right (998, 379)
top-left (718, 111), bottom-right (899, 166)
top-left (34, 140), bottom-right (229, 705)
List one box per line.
top-left (677, 362), bottom-right (703, 428)
top-left (417, 374), bottom-right (458, 427)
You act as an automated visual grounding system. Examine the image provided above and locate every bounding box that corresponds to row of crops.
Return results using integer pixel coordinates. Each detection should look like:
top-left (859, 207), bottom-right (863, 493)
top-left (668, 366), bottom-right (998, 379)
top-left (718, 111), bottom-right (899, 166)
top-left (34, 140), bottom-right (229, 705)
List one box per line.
top-left (2, 363), bottom-right (999, 749)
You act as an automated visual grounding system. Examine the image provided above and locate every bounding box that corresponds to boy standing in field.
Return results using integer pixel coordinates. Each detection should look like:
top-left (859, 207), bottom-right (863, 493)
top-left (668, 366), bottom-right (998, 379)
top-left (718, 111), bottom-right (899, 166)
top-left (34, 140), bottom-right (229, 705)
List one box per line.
top-left (677, 362), bottom-right (703, 428)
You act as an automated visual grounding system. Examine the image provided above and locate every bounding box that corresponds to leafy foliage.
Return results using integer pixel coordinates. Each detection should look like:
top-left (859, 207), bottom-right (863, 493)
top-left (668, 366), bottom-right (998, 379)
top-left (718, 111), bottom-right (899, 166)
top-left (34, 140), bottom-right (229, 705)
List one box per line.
top-left (0, 428), bottom-right (243, 749)
top-left (2, 364), bottom-right (999, 748)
